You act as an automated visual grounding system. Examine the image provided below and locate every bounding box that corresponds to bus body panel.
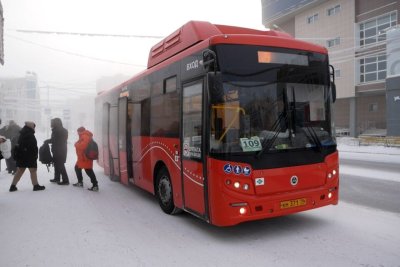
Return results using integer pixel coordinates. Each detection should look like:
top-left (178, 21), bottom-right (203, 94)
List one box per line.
top-left (207, 152), bottom-right (339, 226)
top-left (131, 136), bottom-right (184, 207)
top-left (182, 159), bottom-right (205, 214)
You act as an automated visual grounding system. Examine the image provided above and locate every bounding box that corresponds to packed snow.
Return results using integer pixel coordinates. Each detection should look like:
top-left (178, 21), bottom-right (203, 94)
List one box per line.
top-left (0, 137), bottom-right (399, 266)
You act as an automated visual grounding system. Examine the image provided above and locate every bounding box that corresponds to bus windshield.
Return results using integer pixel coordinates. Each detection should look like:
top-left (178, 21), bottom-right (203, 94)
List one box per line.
top-left (209, 45), bottom-right (336, 155)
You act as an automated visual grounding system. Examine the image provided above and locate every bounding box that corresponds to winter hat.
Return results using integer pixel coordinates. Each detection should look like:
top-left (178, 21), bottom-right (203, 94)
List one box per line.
top-left (25, 121), bottom-right (36, 129)
top-left (77, 127), bottom-right (86, 133)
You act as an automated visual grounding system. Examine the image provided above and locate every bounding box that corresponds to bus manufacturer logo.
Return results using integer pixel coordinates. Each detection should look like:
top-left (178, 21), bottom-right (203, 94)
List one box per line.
top-left (290, 176), bottom-right (299, 186)
top-left (255, 177), bottom-right (264, 186)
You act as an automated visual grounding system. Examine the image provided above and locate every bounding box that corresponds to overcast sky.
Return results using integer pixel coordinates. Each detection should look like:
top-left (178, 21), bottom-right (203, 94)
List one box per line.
top-left (1, 0), bottom-right (263, 98)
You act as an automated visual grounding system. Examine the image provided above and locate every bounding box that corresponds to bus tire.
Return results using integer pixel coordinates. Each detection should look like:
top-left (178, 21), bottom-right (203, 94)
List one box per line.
top-left (156, 167), bottom-right (180, 215)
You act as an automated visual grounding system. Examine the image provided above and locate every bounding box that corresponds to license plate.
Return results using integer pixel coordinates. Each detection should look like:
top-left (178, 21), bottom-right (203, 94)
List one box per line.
top-left (280, 198), bottom-right (307, 209)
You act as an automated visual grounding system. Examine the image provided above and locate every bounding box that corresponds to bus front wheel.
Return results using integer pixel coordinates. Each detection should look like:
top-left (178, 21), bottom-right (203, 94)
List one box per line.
top-left (156, 167), bottom-right (180, 214)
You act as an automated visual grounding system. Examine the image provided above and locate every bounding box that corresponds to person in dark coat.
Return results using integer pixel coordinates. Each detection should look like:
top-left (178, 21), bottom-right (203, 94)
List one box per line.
top-left (1, 120), bottom-right (21, 174)
top-left (9, 121), bottom-right (45, 192)
top-left (45, 117), bottom-right (69, 185)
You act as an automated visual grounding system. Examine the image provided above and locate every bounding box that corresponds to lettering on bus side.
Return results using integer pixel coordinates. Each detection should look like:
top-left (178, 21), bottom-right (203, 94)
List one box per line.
top-left (181, 54), bottom-right (205, 80)
top-left (186, 60), bottom-right (199, 71)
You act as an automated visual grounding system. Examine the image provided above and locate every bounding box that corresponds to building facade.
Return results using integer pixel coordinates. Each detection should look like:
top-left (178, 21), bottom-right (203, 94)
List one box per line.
top-left (262, 0), bottom-right (400, 137)
top-left (0, 73), bottom-right (41, 127)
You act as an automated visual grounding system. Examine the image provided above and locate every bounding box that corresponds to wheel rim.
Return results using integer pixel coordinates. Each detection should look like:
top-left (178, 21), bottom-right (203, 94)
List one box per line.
top-left (158, 175), bottom-right (172, 206)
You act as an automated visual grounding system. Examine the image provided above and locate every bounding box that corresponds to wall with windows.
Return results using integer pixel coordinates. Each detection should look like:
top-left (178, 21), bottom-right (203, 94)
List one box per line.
top-left (0, 74), bottom-right (41, 127)
top-left (355, 11), bottom-right (397, 85)
top-left (261, 0), bottom-right (400, 136)
top-left (357, 94), bottom-right (386, 132)
top-left (354, 1), bottom-right (399, 134)
top-left (294, 0), bottom-right (356, 99)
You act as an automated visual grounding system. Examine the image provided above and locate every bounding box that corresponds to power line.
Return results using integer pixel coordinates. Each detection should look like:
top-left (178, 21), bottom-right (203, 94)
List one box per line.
top-left (5, 34), bottom-right (147, 67)
top-left (12, 29), bottom-right (164, 39)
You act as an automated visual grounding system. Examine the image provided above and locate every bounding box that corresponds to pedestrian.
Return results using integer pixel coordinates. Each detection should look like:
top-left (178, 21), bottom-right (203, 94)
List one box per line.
top-left (9, 121), bottom-right (45, 192)
top-left (73, 127), bottom-right (99, 191)
top-left (45, 118), bottom-right (69, 185)
top-left (1, 120), bottom-right (21, 174)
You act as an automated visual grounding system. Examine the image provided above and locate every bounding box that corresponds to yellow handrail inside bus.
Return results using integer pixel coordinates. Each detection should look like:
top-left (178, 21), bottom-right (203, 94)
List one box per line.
top-left (212, 105), bottom-right (246, 142)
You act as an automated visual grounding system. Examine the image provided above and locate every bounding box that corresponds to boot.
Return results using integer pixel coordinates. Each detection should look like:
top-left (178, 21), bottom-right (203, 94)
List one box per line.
top-left (33, 184), bottom-right (46, 191)
top-left (88, 185), bottom-right (99, 192)
top-left (50, 178), bottom-right (60, 183)
top-left (57, 180), bottom-right (70, 185)
top-left (73, 182), bottom-right (83, 187)
top-left (9, 185), bottom-right (18, 192)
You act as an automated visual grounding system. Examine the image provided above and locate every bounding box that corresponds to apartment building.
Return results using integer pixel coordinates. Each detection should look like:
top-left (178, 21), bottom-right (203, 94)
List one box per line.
top-left (262, 0), bottom-right (400, 137)
top-left (0, 72), bottom-right (41, 126)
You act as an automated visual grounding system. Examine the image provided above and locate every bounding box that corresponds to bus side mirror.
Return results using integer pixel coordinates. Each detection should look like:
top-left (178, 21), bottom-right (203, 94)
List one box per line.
top-left (331, 83), bottom-right (337, 103)
top-left (202, 49), bottom-right (217, 71)
top-left (208, 72), bottom-right (224, 103)
top-left (329, 64), bottom-right (337, 103)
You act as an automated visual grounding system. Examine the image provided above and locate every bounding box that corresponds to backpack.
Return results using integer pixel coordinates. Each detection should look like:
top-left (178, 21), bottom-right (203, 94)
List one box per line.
top-left (85, 138), bottom-right (99, 160)
top-left (39, 142), bottom-right (53, 171)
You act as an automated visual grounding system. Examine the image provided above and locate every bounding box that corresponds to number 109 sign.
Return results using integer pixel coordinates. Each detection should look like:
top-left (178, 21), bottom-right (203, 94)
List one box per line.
top-left (240, 136), bottom-right (262, 152)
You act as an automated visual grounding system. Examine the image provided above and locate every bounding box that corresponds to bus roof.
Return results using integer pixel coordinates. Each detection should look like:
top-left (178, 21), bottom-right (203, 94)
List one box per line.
top-left (98, 21), bottom-right (327, 96)
top-left (147, 20), bottom-right (298, 68)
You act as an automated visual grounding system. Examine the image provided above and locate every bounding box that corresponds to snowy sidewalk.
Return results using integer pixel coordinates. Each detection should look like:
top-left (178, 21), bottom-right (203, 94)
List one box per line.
top-left (338, 137), bottom-right (400, 182)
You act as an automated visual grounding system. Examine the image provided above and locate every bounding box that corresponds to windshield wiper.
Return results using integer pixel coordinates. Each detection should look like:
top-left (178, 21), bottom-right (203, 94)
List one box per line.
top-left (304, 126), bottom-right (322, 151)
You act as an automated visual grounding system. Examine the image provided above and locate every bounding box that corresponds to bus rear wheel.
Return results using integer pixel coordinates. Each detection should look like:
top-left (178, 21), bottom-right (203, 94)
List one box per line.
top-left (156, 167), bottom-right (180, 214)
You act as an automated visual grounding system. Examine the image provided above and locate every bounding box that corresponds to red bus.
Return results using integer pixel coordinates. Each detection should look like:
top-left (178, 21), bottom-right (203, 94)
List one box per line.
top-left (95, 21), bottom-right (339, 226)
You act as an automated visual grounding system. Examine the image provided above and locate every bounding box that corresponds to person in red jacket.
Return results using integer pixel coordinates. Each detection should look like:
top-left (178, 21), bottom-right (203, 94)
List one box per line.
top-left (73, 127), bottom-right (98, 191)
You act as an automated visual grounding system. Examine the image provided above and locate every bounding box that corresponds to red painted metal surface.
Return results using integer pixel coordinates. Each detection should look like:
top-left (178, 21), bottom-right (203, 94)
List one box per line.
top-left (207, 152), bottom-right (339, 226)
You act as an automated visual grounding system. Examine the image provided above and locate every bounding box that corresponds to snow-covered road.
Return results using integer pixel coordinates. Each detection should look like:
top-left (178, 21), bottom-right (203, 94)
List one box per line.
top-left (0, 139), bottom-right (399, 267)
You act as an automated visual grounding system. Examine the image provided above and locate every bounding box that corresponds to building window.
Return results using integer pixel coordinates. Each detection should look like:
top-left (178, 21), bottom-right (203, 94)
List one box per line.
top-left (369, 103), bottom-right (378, 112)
top-left (327, 37), bottom-right (340, 47)
top-left (359, 11), bottom-right (397, 46)
top-left (359, 55), bottom-right (386, 83)
top-left (327, 5), bottom-right (341, 16)
top-left (307, 13), bottom-right (318, 24)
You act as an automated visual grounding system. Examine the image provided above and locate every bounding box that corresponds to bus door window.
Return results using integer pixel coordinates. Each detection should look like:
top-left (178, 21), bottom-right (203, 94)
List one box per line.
top-left (182, 81), bottom-right (203, 160)
top-left (127, 102), bottom-right (133, 178)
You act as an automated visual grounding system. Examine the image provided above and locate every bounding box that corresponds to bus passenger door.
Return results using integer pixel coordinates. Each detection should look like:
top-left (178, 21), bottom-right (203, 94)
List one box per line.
top-left (118, 97), bottom-right (129, 185)
top-left (181, 79), bottom-right (206, 218)
top-left (130, 102), bottom-right (142, 185)
top-left (102, 103), bottom-right (111, 176)
top-left (105, 104), bottom-right (119, 181)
